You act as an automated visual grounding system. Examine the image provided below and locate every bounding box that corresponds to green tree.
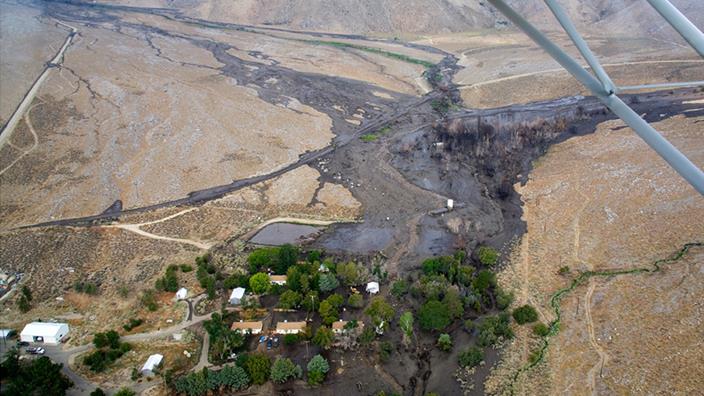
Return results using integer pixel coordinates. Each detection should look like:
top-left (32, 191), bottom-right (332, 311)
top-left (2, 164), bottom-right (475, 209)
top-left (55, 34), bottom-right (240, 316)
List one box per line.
top-left (378, 340), bottom-right (393, 363)
top-left (513, 305), bottom-right (538, 324)
top-left (318, 273), bottom-right (339, 292)
top-left (478, 313), bottom-right (514, 347)
top-left (365, 297), bottom-right (394, 333)
top-left (437, 333), bottom-right (452, 351)
top-left (336, 261), bottom-right (362, 286)
top-left (347, 293), bottom-right (364, 308)
top-left (278, 290), bottom-right (302, 309)
top-left (442, 287), bottom-right (464, 319)
top-left (302, 291), bottom-right (319, 312)
top-left (17, 294), bottom-right (31, 313)
top-left (219, 364), bottom-right (250, 389)
top-left (472, 270), bottom-right (496, 295)
top-left (90, 389), bottom-right (107, 396)
top-left (2, 355), bottom-right (73, 395)
top-left (249, 273), bottom-right (270, 294)
top-left (319, 294), bottom-right (344, 325)
top-left (306, 354), bottom-right (329, 385)
top-left (270, 357), bottom-right (302, 383)
top-left (276, 244), bottom-right (299, 274)
top-left (418, 300), bottom-right (451, 331)
top-left (312, 326), bottom-right (334, 349)
top-left (496, 287), bottom-right (514, 310)
top-left (286, 266), bottom-right (303, 291)
top-left (244, 353), bottom-right (271, 385)
top-left (390, 280), bottom-right (409, 298)
top-left (247, 247), bottom-right (278, 273)
top-left (21, 285), bottom-right (32, 301)
top-left (359, 327), bottom-right (375, 345)
top-left (399, 311), bottom-right (414, 345)
top-left (457, 266), bottom-right (475, 287)
top-left (458, 346), bottom-right (483, 368)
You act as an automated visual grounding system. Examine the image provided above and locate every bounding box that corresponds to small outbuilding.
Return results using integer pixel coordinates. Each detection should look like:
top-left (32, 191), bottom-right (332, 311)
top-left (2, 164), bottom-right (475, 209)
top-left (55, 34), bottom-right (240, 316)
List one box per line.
top-left (270, 275), bottom-right (287, 286)
top-left (141, 354), bottom-right (164, 377)
top-left (229, 287), bottom-right (246, 305)
top-left (231, 320), bottom-right (263, 335)
top-left (275, 321), bottom-right (306, 334)
top-left (366, 282), bottom-right (379, 294)
top-left (20, 322), bottom-right (70, 344)
top-left (175, 288), bottom-right (188, 300)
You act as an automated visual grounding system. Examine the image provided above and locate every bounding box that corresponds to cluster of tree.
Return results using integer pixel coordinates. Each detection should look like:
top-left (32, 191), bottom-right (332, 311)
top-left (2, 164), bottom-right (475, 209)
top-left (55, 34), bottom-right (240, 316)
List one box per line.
top-left (91, 388), bottom-right (135, 396)
top-left (458, 346), bottom-right (483, 368)
top-left (247, 244), bottom-right (299, 275)
top-left (204, 312), bottom-right (245, 362)
top-left (17, 286), bottom-right (32, 313)
top-left (172, 365), bottom-right (250, 396)
top-left (155, 264), bottom-right (180, 292)
top-left (73, 280), bottom-right (98, 295)
top-left (196, 255), bottom-right (218, 299)
top-left (0, 349), bottom-right (73, 395)
top-left (83, 330), bottom-right (132, 372)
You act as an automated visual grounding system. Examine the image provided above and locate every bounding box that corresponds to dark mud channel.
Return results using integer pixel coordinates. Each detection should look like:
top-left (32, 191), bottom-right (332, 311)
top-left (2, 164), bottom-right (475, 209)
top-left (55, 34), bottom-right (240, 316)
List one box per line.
top-left (249, 223), bottom-right (322, 246)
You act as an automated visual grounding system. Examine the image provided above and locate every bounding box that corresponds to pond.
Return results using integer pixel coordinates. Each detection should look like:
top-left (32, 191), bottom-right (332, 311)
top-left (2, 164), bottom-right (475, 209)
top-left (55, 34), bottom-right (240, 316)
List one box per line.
top-left (249, 223), bottom-right (323, 246)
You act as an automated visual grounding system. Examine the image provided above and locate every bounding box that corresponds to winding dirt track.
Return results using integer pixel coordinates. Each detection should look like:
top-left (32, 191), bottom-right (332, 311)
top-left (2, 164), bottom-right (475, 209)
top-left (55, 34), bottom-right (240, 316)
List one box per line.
top-left (0, 102), bottom-right (40, 176)
top-left (103, 208), bottom-right (212, 249)
top-left (584, 282), bottom-right (610, 395)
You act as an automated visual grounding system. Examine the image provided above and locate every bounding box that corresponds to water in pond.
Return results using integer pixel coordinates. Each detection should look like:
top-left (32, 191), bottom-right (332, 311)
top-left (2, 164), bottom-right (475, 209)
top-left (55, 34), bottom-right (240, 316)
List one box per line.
top-left (249, 223), bottom-right (322, 246)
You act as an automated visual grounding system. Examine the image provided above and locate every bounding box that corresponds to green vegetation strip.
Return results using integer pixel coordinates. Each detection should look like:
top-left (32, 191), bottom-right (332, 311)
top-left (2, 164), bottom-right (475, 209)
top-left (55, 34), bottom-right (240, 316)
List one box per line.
top-left (509, 242), bottom-right (703, 394)
top-left (306, 40), bottom-right (435, 68)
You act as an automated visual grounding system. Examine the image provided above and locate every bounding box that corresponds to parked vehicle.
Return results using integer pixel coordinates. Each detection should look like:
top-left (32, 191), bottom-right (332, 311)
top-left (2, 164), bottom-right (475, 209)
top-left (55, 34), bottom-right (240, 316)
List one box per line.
top-left (26, 347), bottom-right (45, 355)
top-left (258, 335), bottom-right (268, 344)
top-left (266, 339), bottom-right (273, 350)
top-left (272, 337), bottom-right (280, 348)
top-left (16, 341), bottom-right (29, 347)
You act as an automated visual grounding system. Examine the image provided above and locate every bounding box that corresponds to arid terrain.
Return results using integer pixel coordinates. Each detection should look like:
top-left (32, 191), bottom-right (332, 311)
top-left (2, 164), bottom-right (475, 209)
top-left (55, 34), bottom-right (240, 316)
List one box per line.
top-left (1, 1), bottom-right (703, 395)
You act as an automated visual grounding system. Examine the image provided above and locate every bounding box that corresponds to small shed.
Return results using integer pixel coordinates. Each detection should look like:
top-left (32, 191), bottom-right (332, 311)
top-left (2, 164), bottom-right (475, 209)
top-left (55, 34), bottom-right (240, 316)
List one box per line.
top-left (229, 287), bottom-right (246, 305)
top-left (275, 321), bottom-right (306, 334)
top-left (231, 320), bottom-right (263, 335)
top-left (366, 282), bottom-right (380, 294)
top-left (141, 354), bottom-right (164, 377)
top-left (175, 288), bottom-right (188, 300)
top-left (270, 275), bottom-right (287, 286)
top-left (20, 322), bottom-right (70, 344)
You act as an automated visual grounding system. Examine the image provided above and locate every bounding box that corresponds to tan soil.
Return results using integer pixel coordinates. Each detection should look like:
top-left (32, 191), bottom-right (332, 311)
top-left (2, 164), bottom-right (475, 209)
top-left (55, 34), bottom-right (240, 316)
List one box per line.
top-left (486, 114), bottom-right (704, 395)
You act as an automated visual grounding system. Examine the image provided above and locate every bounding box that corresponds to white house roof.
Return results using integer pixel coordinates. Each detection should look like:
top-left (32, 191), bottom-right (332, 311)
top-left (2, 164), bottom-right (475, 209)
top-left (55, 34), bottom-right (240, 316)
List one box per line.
top-left (230, 287), bottom-right (246, 300)
top-left (366, 282), bottom-right (380, 293)
top-left (20, 322), bottom-right (68, 338)
top-left (142, 354), bottom-right (164, 372)
top-left (176, 288), bottom-right (188, 299)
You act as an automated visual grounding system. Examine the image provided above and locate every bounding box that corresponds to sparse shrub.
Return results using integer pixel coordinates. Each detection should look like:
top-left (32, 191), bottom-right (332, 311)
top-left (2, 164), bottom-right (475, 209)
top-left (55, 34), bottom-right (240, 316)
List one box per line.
top-left (558, 266), bottom-right (570, 275)
top-left (458, 346), bottom-right (483, 368)
top-left (463, 319), bottom-right (476, 334)
top-left (495, 287), bottom-right (514, 310)
top-left (512, 305), bottom-right (538, 325)
top-left (390, 280), bottom-right (409, 298)
top-left (477, 246), bottom-right (499, 266)
top-left (378, 341), bottom-right (393, 363)
top-left (123, 318), bottom-right (144, 332)
top-left (141, 289), bottom-right (158, 312)
top-left (533, 322), bottom-right (549, 337)
top-left (437, 333), bottom-right (452, 351)
top-left (180, 264), bottom-right (193, 272)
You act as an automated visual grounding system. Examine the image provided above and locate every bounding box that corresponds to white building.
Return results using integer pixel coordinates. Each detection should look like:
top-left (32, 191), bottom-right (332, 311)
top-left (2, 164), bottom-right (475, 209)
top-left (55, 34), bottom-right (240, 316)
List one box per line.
top-left (20, 322), bottom-right (70, 344)
top-left (229, 287), bottom-right (246, 305)
top-left (366, 282), bottom-right (379, 294)
top-left (231, 320), bottom-right (263, 335)
top-left (270, 275), bottom-right (287, 286)
top-left (141, 354), bottom-right (164, 377)
top-left (275, 320), bottom-right (306, 334)
top-left (175, 288), bottom-right (188, 300)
